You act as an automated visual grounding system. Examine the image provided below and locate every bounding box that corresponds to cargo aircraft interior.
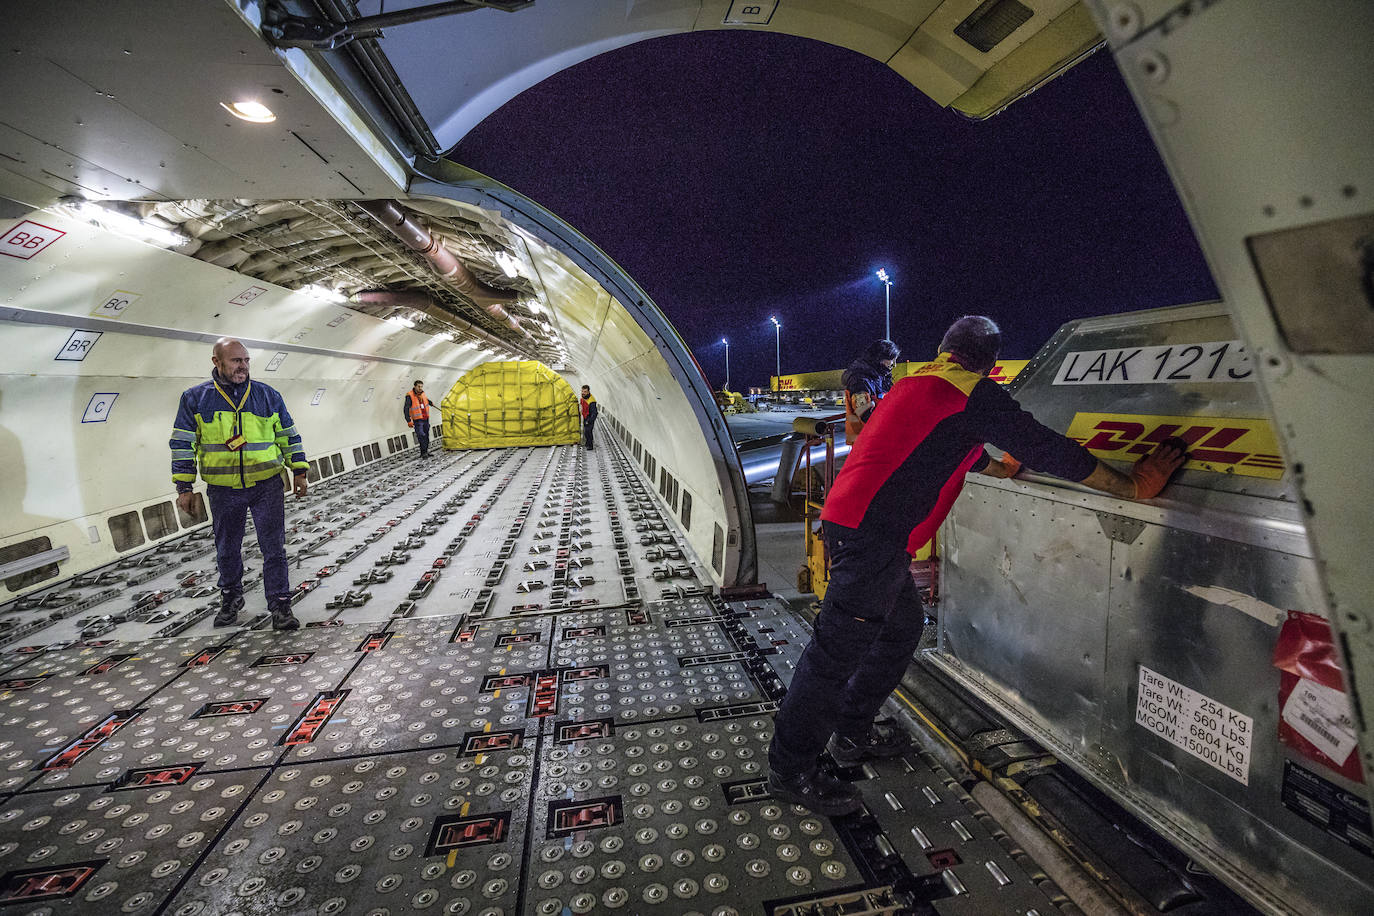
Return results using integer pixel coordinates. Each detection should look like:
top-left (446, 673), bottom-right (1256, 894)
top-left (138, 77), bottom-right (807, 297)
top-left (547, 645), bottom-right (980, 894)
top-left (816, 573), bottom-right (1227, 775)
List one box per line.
top-left (0, 2), bottom-right (1370, 915)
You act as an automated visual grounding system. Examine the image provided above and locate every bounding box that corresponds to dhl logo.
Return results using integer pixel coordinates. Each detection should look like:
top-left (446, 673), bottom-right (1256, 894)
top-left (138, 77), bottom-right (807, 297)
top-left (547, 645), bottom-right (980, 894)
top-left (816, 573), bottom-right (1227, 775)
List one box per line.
top-left (899, 359), bottom-right (1027, 384)
top-left (1066, 413), bottom-right (1285, 479)
top-left (987, 360), bottom-right (1029, 384)
top-left (907, 361), bottom-right (947, 376)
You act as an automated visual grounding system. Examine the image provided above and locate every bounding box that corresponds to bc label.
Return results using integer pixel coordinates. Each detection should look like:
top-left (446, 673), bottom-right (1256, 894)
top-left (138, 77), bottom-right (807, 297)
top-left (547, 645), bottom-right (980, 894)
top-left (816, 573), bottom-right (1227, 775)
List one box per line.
top-left (92, 290), bottom-right (141, 319)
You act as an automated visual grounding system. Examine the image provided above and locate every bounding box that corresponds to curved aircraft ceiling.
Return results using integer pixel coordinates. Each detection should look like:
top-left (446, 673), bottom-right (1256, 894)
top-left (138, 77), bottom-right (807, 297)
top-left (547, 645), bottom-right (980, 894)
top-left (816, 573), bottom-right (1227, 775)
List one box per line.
top-left (277, 0), bottom-right (1101, 158)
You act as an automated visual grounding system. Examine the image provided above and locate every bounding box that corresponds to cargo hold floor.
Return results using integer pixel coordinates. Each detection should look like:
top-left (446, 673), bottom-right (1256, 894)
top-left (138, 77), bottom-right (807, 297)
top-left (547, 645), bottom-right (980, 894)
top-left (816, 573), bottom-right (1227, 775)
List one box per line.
top-left (0, 439), bottom-right (1067, 915)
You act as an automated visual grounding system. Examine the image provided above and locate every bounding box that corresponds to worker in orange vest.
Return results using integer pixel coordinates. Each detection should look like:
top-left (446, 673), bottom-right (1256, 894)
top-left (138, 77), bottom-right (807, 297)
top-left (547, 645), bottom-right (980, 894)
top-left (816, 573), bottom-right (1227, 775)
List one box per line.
top-left (404, 379), bottom-right (431, 458)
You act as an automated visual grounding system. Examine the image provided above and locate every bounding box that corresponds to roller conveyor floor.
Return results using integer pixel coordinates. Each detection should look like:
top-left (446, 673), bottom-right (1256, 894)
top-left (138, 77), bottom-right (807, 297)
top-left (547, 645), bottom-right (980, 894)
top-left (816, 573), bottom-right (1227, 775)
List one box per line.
top-left (0, 436), bottom-right (1076, 915)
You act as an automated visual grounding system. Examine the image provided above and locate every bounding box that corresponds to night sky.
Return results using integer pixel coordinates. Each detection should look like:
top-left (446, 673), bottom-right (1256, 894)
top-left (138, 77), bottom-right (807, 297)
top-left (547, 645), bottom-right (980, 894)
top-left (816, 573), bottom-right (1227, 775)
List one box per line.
top-left (450, 30), bottom-right (1217, 391)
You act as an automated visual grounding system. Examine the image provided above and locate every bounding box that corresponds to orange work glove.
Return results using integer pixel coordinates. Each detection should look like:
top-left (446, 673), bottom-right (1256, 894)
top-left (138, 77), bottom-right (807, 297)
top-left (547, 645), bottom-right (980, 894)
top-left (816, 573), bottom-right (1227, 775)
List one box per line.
top-left (1131, 437), bottom-right (1188, 499)
top-left (998, 452), bottom-right (1022, 477)
top-left (407, 421), bottom-right (414, 428)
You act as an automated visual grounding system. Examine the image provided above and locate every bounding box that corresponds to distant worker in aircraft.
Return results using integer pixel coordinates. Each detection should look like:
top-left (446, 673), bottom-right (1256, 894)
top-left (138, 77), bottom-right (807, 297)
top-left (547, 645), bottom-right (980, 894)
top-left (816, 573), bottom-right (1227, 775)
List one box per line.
top-left (579, 385), bottom-right (598, 450)
top-left (767, 316), bottom-right (1188, 816)
top-left (842, 338), bottom-right (899, 442)
top-left (404, 379), bottom-right (431, 458)
top-left (170, 337), bottom-right (308, 632)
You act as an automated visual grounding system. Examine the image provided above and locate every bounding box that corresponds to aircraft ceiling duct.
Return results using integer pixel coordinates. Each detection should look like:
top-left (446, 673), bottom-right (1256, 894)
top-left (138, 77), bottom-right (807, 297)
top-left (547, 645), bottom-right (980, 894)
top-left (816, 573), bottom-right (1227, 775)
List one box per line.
top-left (355, 200), bottom-right (529, 337)
top-left (351, 289), bottom-right (515, 355)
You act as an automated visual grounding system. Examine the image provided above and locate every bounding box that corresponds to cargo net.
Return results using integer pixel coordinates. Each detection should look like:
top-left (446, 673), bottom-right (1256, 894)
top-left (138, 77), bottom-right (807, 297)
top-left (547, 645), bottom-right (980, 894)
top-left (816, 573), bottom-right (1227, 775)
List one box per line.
top-left (439, 360), bottom-right (581, 449)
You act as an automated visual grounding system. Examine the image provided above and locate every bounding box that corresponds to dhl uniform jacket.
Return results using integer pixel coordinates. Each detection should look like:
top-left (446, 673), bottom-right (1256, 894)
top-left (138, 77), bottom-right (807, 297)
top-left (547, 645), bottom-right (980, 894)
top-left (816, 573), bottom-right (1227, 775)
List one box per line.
top-left (821, 353), bottom-right (1097, 554)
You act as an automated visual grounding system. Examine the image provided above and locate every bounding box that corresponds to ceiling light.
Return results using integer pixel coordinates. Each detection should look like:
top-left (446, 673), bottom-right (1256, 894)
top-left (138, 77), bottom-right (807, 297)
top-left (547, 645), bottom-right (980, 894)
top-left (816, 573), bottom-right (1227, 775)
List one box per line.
top-left (301, 284), bottom-right (346, 303)
top-left (56, 200), bottom-right (189, 248)
top-left (220, 100), bottom-right (276, 123)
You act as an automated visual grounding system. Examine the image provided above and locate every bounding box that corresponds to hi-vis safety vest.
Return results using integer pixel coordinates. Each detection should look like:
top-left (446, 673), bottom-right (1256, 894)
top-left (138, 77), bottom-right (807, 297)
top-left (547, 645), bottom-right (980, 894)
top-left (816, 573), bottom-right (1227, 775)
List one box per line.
top-left (405, 390), bottom-right (430, 421)
top-left (170, 376), bottom-right (308, 489)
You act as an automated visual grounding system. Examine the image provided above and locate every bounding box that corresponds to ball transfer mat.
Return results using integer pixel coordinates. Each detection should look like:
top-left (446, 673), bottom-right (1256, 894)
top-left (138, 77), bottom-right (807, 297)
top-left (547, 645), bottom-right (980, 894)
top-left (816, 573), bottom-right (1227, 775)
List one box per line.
top-left (0, 440), bottom-right (1067, 915)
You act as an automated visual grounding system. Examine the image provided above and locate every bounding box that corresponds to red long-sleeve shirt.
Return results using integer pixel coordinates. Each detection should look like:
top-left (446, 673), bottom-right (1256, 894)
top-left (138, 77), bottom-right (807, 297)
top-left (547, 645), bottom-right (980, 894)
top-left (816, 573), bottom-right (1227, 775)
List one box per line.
top-left (821, 353), bottom-right (1096, 553)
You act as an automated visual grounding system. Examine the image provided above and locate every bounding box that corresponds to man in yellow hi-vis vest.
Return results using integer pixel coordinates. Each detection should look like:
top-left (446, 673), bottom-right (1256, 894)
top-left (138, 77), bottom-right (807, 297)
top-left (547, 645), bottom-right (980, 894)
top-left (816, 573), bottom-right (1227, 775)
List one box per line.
top-left (171, 338), bottom-right (308, 630)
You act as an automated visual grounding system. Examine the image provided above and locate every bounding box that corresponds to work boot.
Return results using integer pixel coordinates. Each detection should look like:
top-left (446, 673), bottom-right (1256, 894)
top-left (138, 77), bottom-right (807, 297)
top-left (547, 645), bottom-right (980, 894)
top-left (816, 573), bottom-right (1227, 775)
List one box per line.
top-left (766, 767), bottom-right (862, 816)
top-left (214, 592), bottom-right (244, 627)
top-left (269, 600), bottom-right (300, 631)
top-left (827, 719), bottom-right (912, 765)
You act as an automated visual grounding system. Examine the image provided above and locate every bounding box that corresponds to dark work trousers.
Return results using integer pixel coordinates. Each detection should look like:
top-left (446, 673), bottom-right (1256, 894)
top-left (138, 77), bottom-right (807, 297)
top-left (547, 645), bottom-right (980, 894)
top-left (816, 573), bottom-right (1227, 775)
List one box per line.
top-left (413, 419), bottom-right (430, 457)
top-left (768, 520), bottom-right (924, 777)
top-left (582, 418), bottom-right (596, 449)
top-left (207, 480), bottom-right (290, 604)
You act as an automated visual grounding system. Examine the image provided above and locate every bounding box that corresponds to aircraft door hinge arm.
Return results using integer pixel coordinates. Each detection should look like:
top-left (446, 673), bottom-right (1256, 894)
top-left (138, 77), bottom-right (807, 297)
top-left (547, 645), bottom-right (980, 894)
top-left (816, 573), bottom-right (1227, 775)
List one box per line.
top-left (262, 0), bottom-right (536, 51)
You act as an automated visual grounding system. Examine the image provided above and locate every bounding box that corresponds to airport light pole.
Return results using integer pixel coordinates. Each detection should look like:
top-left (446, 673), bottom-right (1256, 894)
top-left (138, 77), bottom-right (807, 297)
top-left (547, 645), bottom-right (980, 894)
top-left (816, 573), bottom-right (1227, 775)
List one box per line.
top-left (721, 338), bottom-right (730, 390)
top-left (876, 268), bottom-right (892, 340)
top-left (770, 316), bottom-right (781, 390)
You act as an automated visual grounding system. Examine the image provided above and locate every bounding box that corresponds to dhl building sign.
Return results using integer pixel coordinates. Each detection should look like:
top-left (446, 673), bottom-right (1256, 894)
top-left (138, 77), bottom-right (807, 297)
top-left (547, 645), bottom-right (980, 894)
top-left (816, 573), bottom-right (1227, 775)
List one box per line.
top-left (772, 359), bottom-right (1028, 392)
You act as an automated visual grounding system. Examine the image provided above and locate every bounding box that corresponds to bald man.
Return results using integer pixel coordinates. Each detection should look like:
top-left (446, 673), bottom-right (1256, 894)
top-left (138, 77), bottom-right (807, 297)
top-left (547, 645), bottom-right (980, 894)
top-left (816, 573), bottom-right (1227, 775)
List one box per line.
top-left (170, 338), bottom-right (309, 630)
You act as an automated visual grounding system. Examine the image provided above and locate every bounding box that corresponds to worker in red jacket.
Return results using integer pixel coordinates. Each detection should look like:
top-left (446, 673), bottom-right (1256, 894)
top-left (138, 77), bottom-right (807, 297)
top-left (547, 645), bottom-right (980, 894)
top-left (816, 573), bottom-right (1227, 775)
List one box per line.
top-left (767, 316), bottom-right (1188, 815)
top-left (404, 379), bottom-right (431, 458)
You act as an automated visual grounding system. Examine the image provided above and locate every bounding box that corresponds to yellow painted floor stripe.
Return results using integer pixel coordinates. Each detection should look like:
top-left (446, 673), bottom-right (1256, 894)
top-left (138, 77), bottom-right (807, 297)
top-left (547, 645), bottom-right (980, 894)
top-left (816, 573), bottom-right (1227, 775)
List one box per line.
top-left (893, 687), bottom-right (970, 765)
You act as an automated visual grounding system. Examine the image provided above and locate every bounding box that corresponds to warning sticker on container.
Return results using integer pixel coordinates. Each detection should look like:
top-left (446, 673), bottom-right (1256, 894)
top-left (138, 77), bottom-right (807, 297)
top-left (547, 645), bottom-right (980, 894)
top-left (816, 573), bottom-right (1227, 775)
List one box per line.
top-left (1136, 666), bottom-right (1253, 785)
top-left (1282, 678), bottom-right (1358, 766)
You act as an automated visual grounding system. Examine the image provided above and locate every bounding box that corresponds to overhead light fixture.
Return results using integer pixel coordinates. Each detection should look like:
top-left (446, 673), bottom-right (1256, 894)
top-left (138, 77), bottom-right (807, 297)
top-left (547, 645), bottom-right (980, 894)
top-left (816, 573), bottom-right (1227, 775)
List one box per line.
top-left (220, 100), bottom-right (276, 123)
top-left (55, 200), bottom-right (189, 249)
top-left (300, 284), bottom-right (346, 303)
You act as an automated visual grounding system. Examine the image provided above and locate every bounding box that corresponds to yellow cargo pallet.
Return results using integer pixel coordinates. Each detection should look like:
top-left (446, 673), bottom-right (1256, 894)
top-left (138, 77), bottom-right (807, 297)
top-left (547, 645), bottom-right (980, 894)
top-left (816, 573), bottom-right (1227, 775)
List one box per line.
top-left (439, 360), bottom-right (581, 449)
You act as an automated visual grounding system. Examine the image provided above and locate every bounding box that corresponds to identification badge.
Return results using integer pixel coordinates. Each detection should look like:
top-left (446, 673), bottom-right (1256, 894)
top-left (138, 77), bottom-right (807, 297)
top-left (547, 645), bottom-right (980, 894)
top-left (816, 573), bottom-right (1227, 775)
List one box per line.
top-left (225, 434), bottom-right (246, 451)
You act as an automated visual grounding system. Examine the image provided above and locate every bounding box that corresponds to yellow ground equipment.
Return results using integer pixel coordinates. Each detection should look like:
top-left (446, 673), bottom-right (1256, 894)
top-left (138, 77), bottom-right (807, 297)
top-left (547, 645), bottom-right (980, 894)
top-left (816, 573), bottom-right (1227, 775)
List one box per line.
top-left (716, 389), bottom-right (754, 413)
top-left (795, 417), bottom-right (938, 604)
top-left (439, 361), bottom-right (580, 449)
